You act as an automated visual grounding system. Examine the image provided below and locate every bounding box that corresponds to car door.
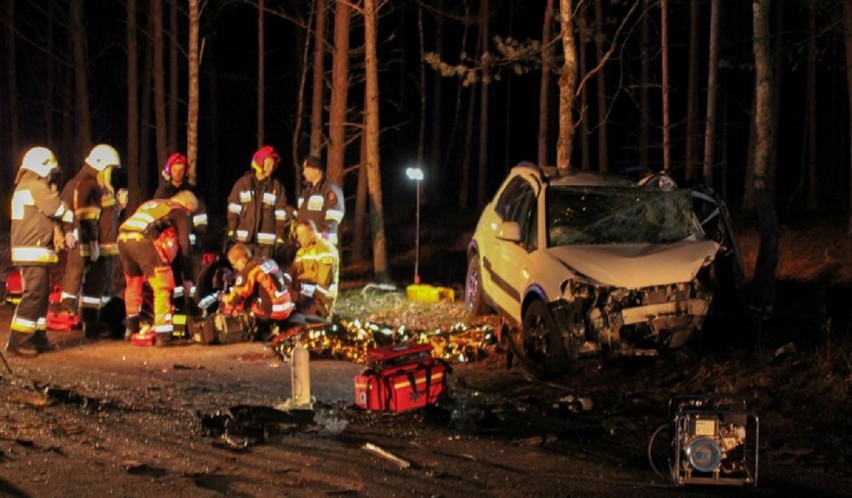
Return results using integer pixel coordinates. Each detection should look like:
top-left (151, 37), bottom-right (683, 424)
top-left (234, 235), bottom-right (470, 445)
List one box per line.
top-left (495, 180), bottom-right (539, 320)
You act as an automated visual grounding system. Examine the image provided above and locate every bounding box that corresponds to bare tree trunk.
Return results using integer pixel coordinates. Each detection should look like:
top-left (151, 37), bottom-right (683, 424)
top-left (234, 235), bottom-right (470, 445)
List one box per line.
top-left (639, 0), bottom-right (650, 170)
top-left (364, 0), bottom-right (388, 280)
top-left (660, 0), bottom-right (670, 173)
top-left (476, 0), bottom-right (490, 207)
top-left (127, 0), bottom-right (141, 209)
top-left (292, 5), bottom-right (313, 187)
top-left (169, 0), bottom-right (178, 151)
top-left (557, 0), bottom-right (576, 171)
top-left (2, 0), bottom-right (17, 225)
top-left (152, 0), bottom-right (167, 169)
top-left (310, 0), bottom-right (327, 158)
top-left (353, 113), bottom-right (368, 265)
top-left (429, 0), bottom-right (444, 203)
top-left (444, 1), bottom-right (471, 174)
top-left (593, 0), bottom-right (608, 172)
top-left (685, 0), bottom-right (698, 181)
top-left (752, 0), bottom-right (779, 311)
top-left (257, 0), bottom-right (265, 147)
top-left (805, 0), bottom-right (818, 209)
top-left (538, 0), bottom-right (554, 167)
top-left (46, 1), bottom-right (55, 149)
top-left (845, 1), bottom-right (852, 234)
top-left (458, 87), bottom-right (476, 208)
top-left (743, 86), bottom-right (756, 211)
top-left (328, 0), bottom-right (351, 186)
top-left (187, 0), bottom-right (200, 185)
top-left (702, 0), bottom-right (719, 187)
top-left (140, 39), bottom-right (154, 199)
top-left (577, 5), bottom-right (590, 171)
top-left (70, 0), bottom-right (92, 157)
top-left (206, 38), bottom-right (221, 202)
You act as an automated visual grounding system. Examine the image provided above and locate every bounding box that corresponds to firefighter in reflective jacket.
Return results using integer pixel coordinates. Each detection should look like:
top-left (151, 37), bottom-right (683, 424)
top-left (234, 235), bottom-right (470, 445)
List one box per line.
top-left (153, 152), bottom-right (208, 302)
top-left (117, 191), bottom-right (198, 346)
top-left (291, 220), bottom-right (339, 318)
top-left (226, 146), bottom-right (289, 258)
top-left (7, 147), bottom-right (76, 357)
top-left (222, 243), bottom-right (293, 337)
top-left (297, 156), bottom-right (345, 245)
top-left (55, 144), bottom-right (124, 337)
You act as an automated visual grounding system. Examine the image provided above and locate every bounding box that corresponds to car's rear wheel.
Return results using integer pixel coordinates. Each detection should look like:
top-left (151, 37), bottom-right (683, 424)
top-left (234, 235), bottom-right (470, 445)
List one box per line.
top-left (515, 299), bottom-right (568, 377)
top-left (465, 254), bottom-right (491, 315)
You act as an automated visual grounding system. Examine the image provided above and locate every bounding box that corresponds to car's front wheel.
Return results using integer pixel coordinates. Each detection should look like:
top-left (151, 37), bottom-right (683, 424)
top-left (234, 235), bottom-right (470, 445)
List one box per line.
top-left (516, 299), bottom-right (569, 377)
top-left (465, 254), bottom-right (491, 315)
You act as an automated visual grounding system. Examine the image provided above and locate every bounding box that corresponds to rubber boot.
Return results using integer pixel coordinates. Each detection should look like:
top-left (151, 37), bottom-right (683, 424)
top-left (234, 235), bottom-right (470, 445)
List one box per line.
top-left (31, 330), bottom-right (54, 353)
top-left (154, 333), bottom-right (172, 347)
top-left (124, 315), bottom-right (140, 341)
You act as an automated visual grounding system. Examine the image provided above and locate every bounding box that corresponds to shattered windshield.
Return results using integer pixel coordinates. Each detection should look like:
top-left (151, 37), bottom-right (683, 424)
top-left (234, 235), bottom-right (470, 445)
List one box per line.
top-left (547, 186), bottom-right (696, 246)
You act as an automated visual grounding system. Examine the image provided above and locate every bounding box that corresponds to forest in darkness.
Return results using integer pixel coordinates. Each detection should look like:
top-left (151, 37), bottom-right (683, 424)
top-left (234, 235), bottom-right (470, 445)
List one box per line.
top-left (1, 0), bottom-right (850, 229)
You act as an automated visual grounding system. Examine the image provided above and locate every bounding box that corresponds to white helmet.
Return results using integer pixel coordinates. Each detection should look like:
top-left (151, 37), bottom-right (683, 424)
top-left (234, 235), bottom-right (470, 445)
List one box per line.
top-left (20, 146), bottom-right (59, 177)
top-left (85, 144), bottom-right (121, 171)
top-left (170, 190), bottom-right (199, 213)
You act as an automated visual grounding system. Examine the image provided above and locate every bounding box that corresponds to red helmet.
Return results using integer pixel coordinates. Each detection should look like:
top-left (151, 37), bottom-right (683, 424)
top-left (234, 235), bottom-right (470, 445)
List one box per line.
top-left (251, 145), bottom-right (281, 174)
top-left (163, 152), bottom-right (188, 181)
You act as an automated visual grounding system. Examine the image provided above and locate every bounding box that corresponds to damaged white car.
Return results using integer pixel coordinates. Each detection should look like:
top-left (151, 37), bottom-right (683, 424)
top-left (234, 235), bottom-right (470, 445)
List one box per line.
top-left (466, 163), bottom-right (738, 376)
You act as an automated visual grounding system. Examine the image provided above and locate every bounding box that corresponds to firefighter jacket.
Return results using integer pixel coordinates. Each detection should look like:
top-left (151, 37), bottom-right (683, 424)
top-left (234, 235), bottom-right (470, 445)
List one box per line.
top-left (297, 177), bottom-right (345, 244)
top-left (227, 173), bottom-right (289, 249)
top-left (11, 170), bottom-right (72, 265)
top-left (226, 258), bottom-right (293, 321)
top-left (62, 164), bottom-right (122, 257)
top-left (120, 199), bottom-right (195, 283)
top-left (292, 236), bottom-right (339, 311)
top-left (154, 181), bottom-right (208, 249)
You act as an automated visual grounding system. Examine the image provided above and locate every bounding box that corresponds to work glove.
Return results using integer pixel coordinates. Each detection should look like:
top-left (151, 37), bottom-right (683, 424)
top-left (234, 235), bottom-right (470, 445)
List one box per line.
top-left (116, 188), bottom-right (129, 209)
top-left (89, 241), bottom-right (100, 262)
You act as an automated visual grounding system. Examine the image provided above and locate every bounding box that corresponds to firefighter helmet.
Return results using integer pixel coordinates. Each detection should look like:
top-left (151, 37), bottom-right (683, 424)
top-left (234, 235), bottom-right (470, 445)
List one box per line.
top-left (156, 227), bottom-right (180, 263)
top-left (251, 145), bottom-right (281, 174)
top-left (85, 144), bottom-right (121, 171)
top-left (20, 146), bottom-right (59, 178)
top-left (163, 152), bottom-right (188, 181)
top-left (170, 190), bottom-right (199, 213)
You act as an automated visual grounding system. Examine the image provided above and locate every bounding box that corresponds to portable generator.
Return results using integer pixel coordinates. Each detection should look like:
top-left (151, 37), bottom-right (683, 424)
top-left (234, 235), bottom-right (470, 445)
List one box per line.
top-left (666, 394), bottom-right (759, 486)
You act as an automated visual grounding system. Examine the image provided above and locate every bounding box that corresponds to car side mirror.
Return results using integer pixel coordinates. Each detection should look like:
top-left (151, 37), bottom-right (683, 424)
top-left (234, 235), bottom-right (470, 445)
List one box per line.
top-left (496, 221), bottom-right (521, 242)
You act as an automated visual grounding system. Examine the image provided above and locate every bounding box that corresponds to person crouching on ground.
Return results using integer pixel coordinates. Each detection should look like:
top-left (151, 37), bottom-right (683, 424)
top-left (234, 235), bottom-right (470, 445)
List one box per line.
top-left (290, 220), bottom-right (339, 320)
top-left (117, 191), bottom-right (198, 346)
top-left (221, 243), bottom-right (294, 340)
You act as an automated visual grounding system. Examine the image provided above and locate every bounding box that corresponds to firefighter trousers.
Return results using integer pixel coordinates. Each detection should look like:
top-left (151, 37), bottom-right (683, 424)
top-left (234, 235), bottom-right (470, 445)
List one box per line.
top-left (117, 237), bottom-right (175, 335)
top-left (60, 245), bottom-right (115, 324)
top-left (11, 265), bottom-right (51, 334)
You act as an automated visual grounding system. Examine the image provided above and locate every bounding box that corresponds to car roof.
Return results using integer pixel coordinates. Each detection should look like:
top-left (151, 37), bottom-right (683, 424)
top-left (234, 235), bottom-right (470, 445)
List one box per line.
top-left (510, 162), bottom-right (637, 188)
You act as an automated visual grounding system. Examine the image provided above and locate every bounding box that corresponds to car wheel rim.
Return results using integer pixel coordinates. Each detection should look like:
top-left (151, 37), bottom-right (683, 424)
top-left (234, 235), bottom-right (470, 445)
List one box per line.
top-left (466, 265), bottom-right (478, 310)
top-left (524, 310), bottom-right (549, 364)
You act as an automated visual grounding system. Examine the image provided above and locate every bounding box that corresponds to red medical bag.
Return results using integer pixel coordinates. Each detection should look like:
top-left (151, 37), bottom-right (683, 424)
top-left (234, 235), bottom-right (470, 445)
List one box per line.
top-left (354, 342), bottom-right (449, 412)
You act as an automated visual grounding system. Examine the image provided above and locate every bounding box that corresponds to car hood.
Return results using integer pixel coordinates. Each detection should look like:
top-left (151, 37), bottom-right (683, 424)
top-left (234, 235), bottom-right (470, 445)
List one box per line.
top-left (547, 240), bottom-right (720, 288)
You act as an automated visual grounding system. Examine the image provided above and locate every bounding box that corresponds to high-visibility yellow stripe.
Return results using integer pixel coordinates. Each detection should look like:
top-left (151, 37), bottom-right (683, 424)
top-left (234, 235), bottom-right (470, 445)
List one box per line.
top-left (12, 247), bottom-right (58, 263)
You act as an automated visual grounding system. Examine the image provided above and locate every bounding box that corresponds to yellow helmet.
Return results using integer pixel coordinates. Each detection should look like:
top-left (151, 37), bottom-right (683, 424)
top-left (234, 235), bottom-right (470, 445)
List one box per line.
top-left (170, 190), bottom-right (199, 213)
top-left (85, 144), bottom-right (121, 171)
top-left (20, 146), bottom-right (59, 177)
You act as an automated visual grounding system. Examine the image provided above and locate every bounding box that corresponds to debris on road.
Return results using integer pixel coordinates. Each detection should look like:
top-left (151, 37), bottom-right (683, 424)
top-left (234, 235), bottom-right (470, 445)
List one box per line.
top-left (363, 442), bottom-right (411, 468)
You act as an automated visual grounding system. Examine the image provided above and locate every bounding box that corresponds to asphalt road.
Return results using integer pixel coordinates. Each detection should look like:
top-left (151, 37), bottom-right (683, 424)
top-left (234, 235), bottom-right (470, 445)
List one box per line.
top-left (1, 305), bottom-right (851, 497)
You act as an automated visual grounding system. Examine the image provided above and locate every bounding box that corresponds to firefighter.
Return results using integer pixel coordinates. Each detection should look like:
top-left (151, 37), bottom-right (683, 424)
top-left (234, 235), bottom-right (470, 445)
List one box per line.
top-left (221, 243), bottom-right (294, 339)
top-left (7, 147), bottom-right (76, 357)
top-left (55, 144), bottom-right (124, 337)
top-left (117, 191), bottom-right (198, 346)
top-left (226, 145), bottom-right (290, 259)
top-left (296, 156), bottom-right (345, 246)
top-left (153, 152), bottom-right (208, 303)
top-left (290, 219), bottom-right (339, 319)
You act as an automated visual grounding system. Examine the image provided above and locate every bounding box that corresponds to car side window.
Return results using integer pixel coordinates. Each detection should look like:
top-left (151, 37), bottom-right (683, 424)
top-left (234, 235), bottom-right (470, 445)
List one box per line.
top-left (505, 183), bottom-right (536, 251)
top-left (494, 177), bottom-right (526, 221)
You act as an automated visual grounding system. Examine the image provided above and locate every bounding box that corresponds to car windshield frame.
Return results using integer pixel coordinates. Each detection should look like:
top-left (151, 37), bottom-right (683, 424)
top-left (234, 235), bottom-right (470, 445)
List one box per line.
top-left (545, 185), bottom-right (698, 246)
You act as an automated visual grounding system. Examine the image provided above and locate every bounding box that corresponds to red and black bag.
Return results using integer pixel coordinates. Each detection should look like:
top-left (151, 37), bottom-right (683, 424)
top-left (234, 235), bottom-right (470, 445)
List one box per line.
top-left (354, 342), bottom-right (449, 412)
